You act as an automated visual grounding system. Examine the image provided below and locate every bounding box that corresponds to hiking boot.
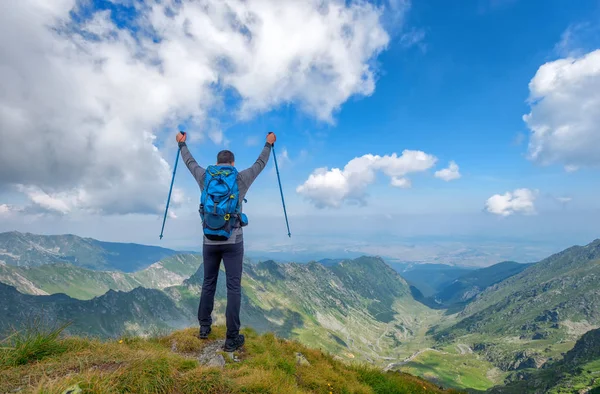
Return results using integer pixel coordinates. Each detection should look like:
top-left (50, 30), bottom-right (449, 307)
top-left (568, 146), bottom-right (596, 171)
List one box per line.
top-left (199, 325), bottom-right (211, 339)
top-left (223, 334), bottom-right (245, 352)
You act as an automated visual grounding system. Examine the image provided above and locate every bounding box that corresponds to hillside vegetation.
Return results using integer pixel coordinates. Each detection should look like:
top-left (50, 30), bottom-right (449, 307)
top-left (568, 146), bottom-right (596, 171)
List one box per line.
top-left (0, 325), bottom-right (462, 394)
top-left (430, 239), bottom-right (600, 374)
top-left (0, 254), bottom-right (202, 299)
top-left (2, 232), bottom-right (600, 393)
top-left (0, 231), bottom-right (184, 272)
top-left (487, 327), bottom-right (600, 393)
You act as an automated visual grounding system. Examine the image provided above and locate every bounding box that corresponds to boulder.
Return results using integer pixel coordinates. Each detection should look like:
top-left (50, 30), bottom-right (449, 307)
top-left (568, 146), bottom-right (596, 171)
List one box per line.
top-left (296, 352), bottom-right (310, 366)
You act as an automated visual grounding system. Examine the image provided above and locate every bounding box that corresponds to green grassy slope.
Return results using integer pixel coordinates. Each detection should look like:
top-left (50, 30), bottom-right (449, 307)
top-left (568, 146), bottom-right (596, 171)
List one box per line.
top-left (0, 326), bottom-right (463, 394)
top-left (487, 327), bottom-right (600, 393)
top-left (434, 239), bottom-right (600, 344)
top-left (0, 255), bottom-right (202, 299)
top-left (399, 350), bottom-right (502, 392)
top-left (0, 283), bottom-right (194, 338)
top-left (168, 256), bottom-right (441, 364)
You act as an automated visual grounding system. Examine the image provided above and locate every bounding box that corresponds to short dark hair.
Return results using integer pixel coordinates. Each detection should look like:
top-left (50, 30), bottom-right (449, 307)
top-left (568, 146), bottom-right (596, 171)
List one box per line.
top-left (217, 150), bottom-right (235, 164)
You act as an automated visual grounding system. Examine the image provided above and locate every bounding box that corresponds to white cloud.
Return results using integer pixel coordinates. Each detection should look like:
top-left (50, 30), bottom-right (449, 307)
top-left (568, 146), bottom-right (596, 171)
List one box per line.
top-left (297, 150), bottom-right (437, 208)
top-left (523, 49), bottom-right (600, 170)
top-left (0, 204), bottom-right (19, 216)
top-left (434, 161), bottom-right (461, 181)
top-left (485, 188), bottom-right (538, 217)
top-left (0, 0), bottom-right (394, 216)
top-left (390, 177), bottom-right (411, 188)
top-left (17, 186), bottom-right (77, 215)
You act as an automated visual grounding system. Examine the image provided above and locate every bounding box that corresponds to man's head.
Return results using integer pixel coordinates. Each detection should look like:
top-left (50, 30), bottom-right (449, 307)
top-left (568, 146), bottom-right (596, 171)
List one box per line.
top-left (217, 150), bottom-right (235, 166)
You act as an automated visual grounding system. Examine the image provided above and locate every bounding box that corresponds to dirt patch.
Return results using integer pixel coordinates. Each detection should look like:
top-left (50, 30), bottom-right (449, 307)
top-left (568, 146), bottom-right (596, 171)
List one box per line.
top-left (562, 320), bottom-right (599, 337)
top-left (486, 367), bottom-right (503, 383)
top-left (456, 344), bottom-right (473, 355)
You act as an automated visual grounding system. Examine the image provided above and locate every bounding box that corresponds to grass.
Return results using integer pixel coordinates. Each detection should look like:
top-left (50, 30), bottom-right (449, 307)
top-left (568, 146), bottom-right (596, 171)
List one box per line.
top-left (398, 350), bottom-right (501, 391)
top-left (547, 359), bottom-right (600, 394)
top-left (0, 322), bottom-right (71, 367)
top-left (0, 325), bottom-right (465, 394)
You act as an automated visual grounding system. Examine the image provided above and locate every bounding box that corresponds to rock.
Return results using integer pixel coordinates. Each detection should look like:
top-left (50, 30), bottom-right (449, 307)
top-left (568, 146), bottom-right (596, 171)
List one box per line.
top-left (199, 339), bottom-right (226, 367)
top-left (532, 332), bottom-right (548, 340)
top-left (509, 350), bottom-right (547, 371)
top-left (535, 309), bottom-right (560, 323)
top-left (206, 354), bottom-right (226, 369)
top-left (296, 352), bottom-right (310, 366)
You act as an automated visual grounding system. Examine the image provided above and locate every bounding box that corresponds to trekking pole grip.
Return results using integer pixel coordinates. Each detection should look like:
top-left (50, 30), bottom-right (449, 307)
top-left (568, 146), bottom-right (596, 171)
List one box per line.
top-left (268, 131), bottom-right (274, 146)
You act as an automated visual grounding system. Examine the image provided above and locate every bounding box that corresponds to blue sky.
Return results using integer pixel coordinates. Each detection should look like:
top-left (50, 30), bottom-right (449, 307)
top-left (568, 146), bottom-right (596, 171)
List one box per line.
top-left (183, 0), bottom-right (600, 213)
top-left (1, 0), bottom-right (599, 264)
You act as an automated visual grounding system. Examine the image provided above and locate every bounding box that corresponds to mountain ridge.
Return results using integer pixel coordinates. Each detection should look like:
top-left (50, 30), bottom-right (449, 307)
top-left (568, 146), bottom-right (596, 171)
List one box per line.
top-left (1, 231), bottom-right (600, 393)
top-left (0, 231), bottom-right (191, 272)
top-left (0, 254), bottom-right (203, 299)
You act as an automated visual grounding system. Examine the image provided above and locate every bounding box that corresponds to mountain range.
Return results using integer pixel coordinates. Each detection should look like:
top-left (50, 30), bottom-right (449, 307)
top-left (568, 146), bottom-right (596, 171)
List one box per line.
top-left (0, 231), bottom-right (187, 271)
top-left (0, 254), bottom-right (203, 299)
top-left (0, 231), bottom-right (598, 393)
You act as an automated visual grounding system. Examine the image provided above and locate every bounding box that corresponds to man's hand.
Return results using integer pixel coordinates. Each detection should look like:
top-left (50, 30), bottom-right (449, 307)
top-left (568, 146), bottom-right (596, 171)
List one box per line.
top-left (176, 131), bottom-right (186, 143)
top-left (267, 132), bottom-right (276, 145)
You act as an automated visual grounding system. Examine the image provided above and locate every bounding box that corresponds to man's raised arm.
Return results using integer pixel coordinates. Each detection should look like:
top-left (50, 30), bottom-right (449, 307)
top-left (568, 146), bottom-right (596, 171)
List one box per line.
top-left (239, 133), bottom-right (276, 189)
top-left (176, 133), bottom-right (206, 189)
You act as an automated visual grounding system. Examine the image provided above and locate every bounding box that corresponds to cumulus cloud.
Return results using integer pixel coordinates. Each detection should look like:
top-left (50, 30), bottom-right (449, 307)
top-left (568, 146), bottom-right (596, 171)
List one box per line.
top-left (485, 188), bottom-right (538, 217)
top-left (523, 49), bottom-right (600, 170)
top-left (434, 161), bottom-right (461, 181)
top-left (0, 0), bottom-right (394, 216)
top-left (296, 150), bottom-right (437, 208)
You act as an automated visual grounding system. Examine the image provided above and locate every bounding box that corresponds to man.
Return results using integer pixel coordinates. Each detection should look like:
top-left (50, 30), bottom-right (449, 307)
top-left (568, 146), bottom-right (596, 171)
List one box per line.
top-left (176, 131), bottom-right (276, 352)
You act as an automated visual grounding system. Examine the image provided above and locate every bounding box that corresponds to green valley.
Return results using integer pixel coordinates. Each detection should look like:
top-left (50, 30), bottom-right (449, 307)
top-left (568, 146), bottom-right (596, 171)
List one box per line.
top-left (1, 232), bottom-right (599, 393)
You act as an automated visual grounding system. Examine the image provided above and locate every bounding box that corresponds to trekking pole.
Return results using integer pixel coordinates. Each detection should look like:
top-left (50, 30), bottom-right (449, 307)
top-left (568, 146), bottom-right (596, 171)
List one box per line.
top-left (270, 133), bottom-right (291, 238)
top-left (160, 131), bottom-right (185, 240)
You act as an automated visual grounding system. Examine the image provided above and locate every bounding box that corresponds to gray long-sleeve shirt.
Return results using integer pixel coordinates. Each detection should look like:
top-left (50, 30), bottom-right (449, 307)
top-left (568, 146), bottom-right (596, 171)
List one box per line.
top-left (179, 141), bottom-right (272, 245)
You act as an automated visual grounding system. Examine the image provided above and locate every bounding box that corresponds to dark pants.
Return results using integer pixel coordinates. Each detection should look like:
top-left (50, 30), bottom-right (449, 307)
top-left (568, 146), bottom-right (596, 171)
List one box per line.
top-left (198, 241), bottom-right (244, 339)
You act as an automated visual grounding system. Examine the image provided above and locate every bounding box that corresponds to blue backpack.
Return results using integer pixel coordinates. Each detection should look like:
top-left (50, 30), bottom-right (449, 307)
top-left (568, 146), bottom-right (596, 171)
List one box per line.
top-left (199, 165), bottom-right (248, 241)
